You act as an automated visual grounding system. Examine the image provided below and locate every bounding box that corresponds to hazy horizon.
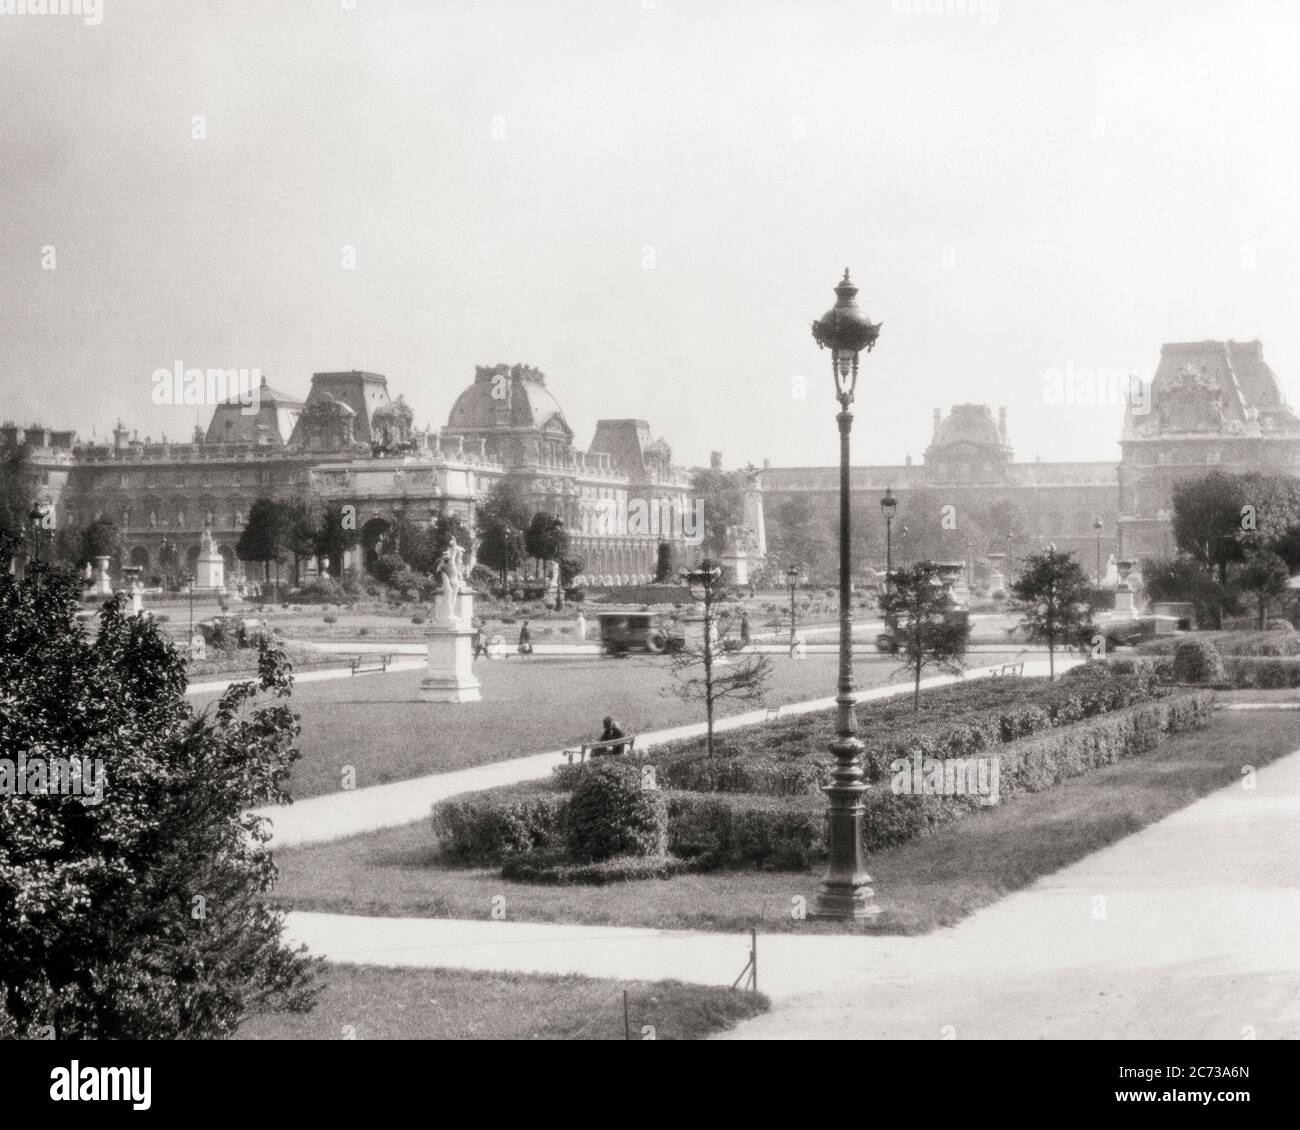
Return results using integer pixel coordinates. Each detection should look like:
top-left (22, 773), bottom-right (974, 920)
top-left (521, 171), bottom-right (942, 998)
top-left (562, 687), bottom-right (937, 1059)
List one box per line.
top-left (4, 0), bottom-right (1300, 470)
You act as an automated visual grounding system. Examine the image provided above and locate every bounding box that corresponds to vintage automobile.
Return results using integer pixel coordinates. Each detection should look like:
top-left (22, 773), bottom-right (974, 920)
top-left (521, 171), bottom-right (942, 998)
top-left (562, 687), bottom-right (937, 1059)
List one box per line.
top-left (597, 610), bottom-right (686, 656)
top-left (197, 615), bottom-right (263, 648)
top-left (1094, 614), bottom-right (1161, 652)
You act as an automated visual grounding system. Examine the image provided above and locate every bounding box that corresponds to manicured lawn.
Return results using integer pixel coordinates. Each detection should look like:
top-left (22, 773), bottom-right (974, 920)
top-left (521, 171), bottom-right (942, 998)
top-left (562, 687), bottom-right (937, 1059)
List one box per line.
top-left (268, 708), bottom-right (1300, 935)
top-left (235, 964), bottom-right (766, 1040)
top-left (194, 650), bottom-right (1022, 799)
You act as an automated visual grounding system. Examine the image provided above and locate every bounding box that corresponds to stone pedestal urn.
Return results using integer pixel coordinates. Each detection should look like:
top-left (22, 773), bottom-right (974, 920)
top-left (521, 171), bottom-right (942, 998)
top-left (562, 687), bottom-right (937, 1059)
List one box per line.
top-left (419, 589), bottom-right (482, 703)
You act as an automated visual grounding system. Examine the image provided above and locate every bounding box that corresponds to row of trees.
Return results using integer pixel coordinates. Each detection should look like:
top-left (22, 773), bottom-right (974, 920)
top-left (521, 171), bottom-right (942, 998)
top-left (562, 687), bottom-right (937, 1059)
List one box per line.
top-left (1148, 470), bottom-right (1300, 628)
top-left (233, 478), bottom-right (587, 595)
top-left (765, 490), bottom-right (1038, 584)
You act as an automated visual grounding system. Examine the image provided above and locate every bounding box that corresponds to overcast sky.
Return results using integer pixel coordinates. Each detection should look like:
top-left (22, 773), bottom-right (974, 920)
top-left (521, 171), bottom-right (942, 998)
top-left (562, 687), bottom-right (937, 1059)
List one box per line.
top-left (3, 0), bottom-right (1300, 471)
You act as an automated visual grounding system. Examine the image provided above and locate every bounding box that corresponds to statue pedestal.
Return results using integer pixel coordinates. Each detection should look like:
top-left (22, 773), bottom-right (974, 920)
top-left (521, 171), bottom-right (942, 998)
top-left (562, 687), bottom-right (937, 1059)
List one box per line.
top-left (721, 551), bottom-right (749, 586)
top-left (195, 549), bottom-right (224, 590)
top-left (93, 556), bottom-right (113, 596)
top-left (420, 590), bottom-right (481, 704)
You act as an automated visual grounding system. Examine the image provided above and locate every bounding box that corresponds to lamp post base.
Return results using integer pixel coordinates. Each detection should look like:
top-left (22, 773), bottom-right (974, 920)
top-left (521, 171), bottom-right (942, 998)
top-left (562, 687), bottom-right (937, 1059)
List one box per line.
top-left (810, 774), bottom-right (881, 920)
top-left (810, 886), bottom-right (881, 920)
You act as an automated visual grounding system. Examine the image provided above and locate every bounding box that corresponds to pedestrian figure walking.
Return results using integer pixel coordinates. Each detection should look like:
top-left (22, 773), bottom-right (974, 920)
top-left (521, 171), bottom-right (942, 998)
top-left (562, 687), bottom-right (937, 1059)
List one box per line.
top-left (518, 619), bottom-right (533, 656)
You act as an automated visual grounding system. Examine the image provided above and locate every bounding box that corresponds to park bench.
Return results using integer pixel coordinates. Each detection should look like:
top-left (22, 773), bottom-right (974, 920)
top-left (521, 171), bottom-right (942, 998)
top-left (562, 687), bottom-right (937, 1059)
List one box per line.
top-left (763, 705), bottom-right (781, 722)
top-left (562, 734), bottom-right (639, 764)
top-left (350, 652), bottom-right (393, 676)
top-left (992, 659), bottom-right (1026, 677)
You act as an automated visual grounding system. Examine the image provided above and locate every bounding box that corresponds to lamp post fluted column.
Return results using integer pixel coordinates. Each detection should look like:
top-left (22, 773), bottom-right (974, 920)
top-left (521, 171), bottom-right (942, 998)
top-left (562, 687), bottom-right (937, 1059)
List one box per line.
top-left (809, 268), bottom-right (881, 920)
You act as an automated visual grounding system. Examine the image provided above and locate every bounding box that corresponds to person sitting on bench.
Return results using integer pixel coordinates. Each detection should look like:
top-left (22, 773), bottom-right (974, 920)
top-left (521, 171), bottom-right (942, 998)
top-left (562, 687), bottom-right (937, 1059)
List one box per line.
top-left (596, 716), bottom-right (627, 756)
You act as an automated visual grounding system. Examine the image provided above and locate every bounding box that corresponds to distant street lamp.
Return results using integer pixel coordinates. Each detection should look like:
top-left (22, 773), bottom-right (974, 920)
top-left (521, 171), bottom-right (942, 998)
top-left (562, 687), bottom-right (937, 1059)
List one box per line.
top-left (899, 523), bottom-right (909, 568)
top-left (880, 488), bottom-right (897, 595)
top-left (1094, 517), bottom-right (1104, 585)
top-left (785, 564), bottom-right (801, 651)
top-left (185, 572), bottom-right (196, 639)
top-left (808, 267), bottom-right (882, 920)
top-left (29, 501), bottom-right (52, 566)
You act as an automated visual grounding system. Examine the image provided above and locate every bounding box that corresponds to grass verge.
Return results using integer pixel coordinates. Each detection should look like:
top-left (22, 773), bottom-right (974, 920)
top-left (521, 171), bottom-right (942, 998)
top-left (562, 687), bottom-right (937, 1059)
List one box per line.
top-left (236, 964), bottom-right (766, 1040)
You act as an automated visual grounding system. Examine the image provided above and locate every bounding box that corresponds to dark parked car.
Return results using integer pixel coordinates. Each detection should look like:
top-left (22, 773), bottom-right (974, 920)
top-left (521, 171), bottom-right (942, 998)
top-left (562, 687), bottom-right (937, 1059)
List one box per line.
top-left (597, 611), bottom-right (685, 656)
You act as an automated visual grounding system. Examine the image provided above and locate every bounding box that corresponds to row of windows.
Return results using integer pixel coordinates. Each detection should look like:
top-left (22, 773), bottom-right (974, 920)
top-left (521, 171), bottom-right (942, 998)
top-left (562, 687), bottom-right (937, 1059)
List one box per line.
top-left (100, 469), bottom-right (305, 489)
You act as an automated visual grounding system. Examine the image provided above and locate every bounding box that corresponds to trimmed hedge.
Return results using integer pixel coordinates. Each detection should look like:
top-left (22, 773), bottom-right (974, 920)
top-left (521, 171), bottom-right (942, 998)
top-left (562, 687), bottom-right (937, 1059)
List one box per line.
top-left (666, 792), bottom-right (827, 871)
top-left (431, 785), bottom-right (568, 864)
top-left (1221, 655), bottom-right (1300, 689)
top-left (432, 688), bottom-right (1216, 874)
top-left (1138, 630), bottom-right (1300, 658)
top-left (657, 664), bottom-right (1164, 794)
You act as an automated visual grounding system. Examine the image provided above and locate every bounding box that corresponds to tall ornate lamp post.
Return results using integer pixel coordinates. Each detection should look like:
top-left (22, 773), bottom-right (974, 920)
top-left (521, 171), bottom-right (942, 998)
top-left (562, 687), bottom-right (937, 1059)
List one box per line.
top-left (785, 564), bottom-right (800, 651)
top-left (809, 268), bottom-right (882, 920)
top-left (1093, 517), bottom-right (1104, 585)
top-left (880, 488), bottom-right (897, 595)
top-left (681, 560), bottom-right (724, 757)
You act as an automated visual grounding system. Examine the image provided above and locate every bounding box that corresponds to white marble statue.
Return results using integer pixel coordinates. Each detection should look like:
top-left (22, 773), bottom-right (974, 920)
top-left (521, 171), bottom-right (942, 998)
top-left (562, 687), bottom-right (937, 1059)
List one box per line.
top-left (437, 536), bottom-right (467, 619)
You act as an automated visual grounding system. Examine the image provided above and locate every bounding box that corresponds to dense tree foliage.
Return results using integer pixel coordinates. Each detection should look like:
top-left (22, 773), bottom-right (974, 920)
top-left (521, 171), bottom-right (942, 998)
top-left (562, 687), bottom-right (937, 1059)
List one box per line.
top-left (0, 561), bottom-right (318, 1038)
top-left (524, 511), bottom-right (569, 569)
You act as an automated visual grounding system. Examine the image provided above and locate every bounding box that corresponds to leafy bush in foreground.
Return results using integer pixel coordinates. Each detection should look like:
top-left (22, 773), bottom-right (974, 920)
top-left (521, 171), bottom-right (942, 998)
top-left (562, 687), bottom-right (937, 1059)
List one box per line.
top-left (0, 564), bottom-right (318, 1039)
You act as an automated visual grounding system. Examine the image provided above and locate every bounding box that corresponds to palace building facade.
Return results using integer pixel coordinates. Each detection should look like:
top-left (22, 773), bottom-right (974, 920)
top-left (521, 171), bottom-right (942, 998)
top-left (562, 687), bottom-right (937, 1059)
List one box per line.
top-left (7, 365), bottom-right (702, 584)
top-left (761, 340), bottom-right (1300, 574)
top-left (9, 341), bottom-right (1299, 584)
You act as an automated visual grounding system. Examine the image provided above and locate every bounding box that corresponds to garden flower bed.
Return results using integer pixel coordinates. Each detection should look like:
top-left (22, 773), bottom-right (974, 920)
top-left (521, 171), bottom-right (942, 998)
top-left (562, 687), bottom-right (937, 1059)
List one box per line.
top-left (430, 665), bottom-right (1212, 880)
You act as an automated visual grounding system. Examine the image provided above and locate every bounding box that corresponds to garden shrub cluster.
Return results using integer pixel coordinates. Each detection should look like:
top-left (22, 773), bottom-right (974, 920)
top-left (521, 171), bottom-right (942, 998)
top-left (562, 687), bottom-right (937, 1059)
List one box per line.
top-left (431, 784), bottom-right (569, 863)
top-left (1138, 629), bottom-right (1300, 658)
top-left (655, 664), bottom-right (1163, 794)
top-left (427, 651), bottom-right (1213, 886)
top-left (1220, 655), bottom-right (1300, 689)
top-left (562, 760), bottom-right (667, 863)
top-left (1171, 638), bottom-right (1228, 685)
top-left (432, 688), bottom-right (1215, 874)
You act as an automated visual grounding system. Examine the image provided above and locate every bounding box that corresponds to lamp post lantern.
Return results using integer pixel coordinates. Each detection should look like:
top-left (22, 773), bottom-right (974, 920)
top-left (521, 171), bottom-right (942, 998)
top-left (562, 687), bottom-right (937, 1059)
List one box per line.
top-left (29, 501), bottom-right (52, 566)
top-left (808, 267), bottom-right (882, 920)
top-left (1093, 517), bottom-right (1104, 585)
top-left (880, 488), bottom-right (896, 595)
top-left (785, 564), bottom-right (800, 651)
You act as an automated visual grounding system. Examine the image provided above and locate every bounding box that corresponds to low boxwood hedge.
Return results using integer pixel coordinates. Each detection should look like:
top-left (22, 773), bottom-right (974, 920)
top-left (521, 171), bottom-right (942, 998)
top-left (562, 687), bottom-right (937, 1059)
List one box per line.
top-left (431, 784), bottom-right (568, 864)
top-left (1138, 629), bottom-right (1300, 658)
top-left (657, 664), bottom-right (1163, 794)
top-left (431, 687), bottom-right (1216, 875)
top-left (1221, 655), bottom-right (1300, 689)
